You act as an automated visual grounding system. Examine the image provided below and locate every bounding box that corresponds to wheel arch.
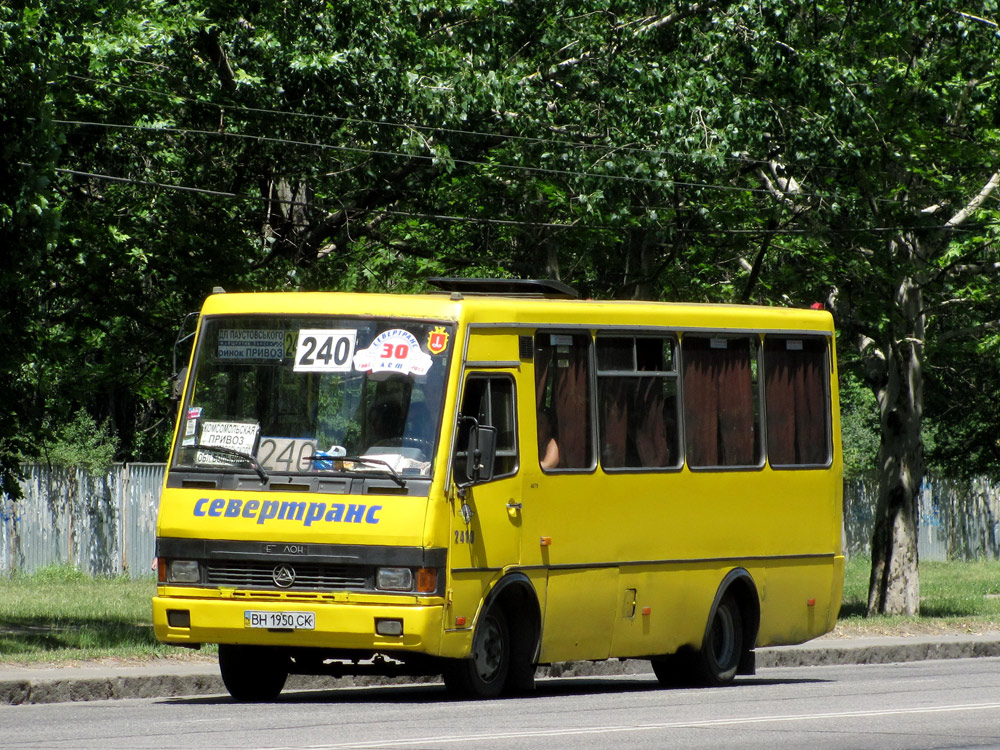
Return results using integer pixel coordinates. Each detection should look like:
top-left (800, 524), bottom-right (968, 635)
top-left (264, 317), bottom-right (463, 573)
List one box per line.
top-left (481, 572), bottom-right (541, 658)
top-left (706, 568), bottom-right (761, 672)
top-left (480, 572), bottom-right (541, 691)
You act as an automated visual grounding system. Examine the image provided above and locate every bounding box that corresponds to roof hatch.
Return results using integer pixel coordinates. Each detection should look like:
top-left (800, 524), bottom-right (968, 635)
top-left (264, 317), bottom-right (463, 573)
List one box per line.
top-left (427, 277), bottom-right (579, 299)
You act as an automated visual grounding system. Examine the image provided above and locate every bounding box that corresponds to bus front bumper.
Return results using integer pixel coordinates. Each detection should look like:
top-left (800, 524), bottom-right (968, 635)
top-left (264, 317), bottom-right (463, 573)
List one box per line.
top-left (152, 593), bottom-right (445, 655)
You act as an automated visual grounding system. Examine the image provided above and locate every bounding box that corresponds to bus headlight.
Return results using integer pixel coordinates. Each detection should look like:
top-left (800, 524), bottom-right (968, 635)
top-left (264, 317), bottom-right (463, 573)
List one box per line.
top-left (167, 560), bottom-right (201, 583)
top-left (376, 567), bottom-right (413, 591)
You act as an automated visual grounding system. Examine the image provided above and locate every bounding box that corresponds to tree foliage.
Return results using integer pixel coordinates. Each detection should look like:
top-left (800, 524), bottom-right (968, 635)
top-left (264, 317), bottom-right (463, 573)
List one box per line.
top-left (4, 1), bottom-right (1000, 615)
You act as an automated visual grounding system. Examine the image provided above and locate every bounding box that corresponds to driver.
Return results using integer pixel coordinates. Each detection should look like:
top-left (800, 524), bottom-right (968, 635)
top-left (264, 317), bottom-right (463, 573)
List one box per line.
top-left (368, 399), bottom-right (404, 446)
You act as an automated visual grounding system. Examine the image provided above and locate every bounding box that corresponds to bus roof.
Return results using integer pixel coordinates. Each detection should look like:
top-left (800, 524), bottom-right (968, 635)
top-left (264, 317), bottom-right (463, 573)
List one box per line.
top-left (199, 287), bottom-right (834, 334)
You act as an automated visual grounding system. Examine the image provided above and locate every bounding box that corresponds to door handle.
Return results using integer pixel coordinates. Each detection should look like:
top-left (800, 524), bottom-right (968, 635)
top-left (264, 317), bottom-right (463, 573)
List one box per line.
top-left (506, 500), bottom-right (522, 517)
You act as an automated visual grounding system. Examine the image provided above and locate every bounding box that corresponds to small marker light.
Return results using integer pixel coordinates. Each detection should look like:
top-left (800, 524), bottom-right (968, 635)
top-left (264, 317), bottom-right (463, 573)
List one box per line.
top-left (642, 606), bottom-right (651, 616)
top-left (455, 616), bottom-right (467, 627)
top-left (539, 536), bottom-right (552, 546)
top-left (807, 598), bottom-right (816, 607)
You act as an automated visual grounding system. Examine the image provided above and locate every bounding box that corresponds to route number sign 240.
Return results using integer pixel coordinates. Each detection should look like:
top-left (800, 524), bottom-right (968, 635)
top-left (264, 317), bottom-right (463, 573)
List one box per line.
top-left (293, 330), bottom-right (357, 372)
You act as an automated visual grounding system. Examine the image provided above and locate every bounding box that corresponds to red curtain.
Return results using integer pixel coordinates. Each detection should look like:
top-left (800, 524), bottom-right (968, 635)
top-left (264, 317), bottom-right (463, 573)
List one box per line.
top-left (764, 339), bottom-right (828, 465)
top-left (683, 337), bottom-right (756, 466)
top-left (634, 377), bottom-right (672, 467)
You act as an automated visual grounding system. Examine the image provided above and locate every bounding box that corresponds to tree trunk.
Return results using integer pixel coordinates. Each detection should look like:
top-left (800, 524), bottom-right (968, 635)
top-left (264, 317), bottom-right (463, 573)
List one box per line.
top-left (867, 270), bottom-right (924, 616)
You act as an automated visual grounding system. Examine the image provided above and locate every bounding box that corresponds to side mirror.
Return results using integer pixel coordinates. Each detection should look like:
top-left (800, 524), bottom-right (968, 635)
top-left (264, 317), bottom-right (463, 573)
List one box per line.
top-left (171, 366), bottom-right (188, 401)
top-left (456, 416), bottom-right (497, 487)
top-left (467, 423), bottom-right (497, 484)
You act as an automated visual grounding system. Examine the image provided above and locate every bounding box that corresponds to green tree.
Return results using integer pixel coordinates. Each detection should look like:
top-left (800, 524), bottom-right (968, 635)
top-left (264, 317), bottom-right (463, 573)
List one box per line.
top-left (692, 2), bottom-right (1000, 614)
top-left (6, 2), bottom-right (1000, 629)
top-left (1, 2), bottom-right (63, 497)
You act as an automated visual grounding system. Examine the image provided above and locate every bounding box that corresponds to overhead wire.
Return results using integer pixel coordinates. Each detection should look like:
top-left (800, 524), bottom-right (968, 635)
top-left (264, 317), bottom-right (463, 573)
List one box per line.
top-left (56, 78), bottom-right (965, 209)
top-left (49, 165), bottom-right (997, 237)
top-left (65, 72), bottom-right (994, 188)
top-left (52, 118), bottom-right (789, 198)
top-left (63, 73), bottom-right (784, 169)
top-left (55, 117), bottom-right (928, 211)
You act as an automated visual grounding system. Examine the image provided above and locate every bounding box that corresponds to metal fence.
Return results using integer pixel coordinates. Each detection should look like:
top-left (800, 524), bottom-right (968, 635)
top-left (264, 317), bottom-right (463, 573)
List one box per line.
top-left (0, 464), bottom-right (162, 578)
top-left (843, 475), bottom-right (1000, 561)
top-left (2, 465), bottom-right (1000, 577)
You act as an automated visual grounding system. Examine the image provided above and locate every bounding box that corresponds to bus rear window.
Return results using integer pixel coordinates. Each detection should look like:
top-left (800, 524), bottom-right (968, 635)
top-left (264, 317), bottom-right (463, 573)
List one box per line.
top-left (763, 337), bottom-right (831, 467)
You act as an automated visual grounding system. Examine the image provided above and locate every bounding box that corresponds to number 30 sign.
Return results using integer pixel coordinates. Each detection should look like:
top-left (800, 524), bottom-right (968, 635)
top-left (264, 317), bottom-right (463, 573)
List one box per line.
top-left (353, 329), bottom-right (433, 376)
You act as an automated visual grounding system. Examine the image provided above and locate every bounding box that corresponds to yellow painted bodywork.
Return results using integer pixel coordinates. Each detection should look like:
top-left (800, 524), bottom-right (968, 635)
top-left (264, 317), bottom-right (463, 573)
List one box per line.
top-left (155, 290), bottom-right (844, 664)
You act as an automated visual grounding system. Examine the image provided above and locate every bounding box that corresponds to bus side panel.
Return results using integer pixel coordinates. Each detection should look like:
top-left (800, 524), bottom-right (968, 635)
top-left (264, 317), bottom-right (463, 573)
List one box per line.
top-left (538, 567), bottom-right (617, 664)
top-left (754, 556), bottom-right (843, 647)
top-left (609, 566), bottom-right (714, 659)
top-left (521, 466), bottom-right (841, 660)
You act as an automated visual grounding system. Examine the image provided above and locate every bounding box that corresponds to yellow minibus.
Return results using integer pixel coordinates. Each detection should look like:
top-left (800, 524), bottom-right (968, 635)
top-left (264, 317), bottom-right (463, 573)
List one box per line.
top-left (153, 278), bottom-right (843, 700)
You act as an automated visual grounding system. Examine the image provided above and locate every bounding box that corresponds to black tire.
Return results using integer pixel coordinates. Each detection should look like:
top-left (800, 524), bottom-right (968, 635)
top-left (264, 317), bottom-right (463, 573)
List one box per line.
top-left (443, 610), bottom-right (510, 699)
top-left (219, 644), bottom-right (290, 702)
top-left (694, 592), bottom-right (743, 687)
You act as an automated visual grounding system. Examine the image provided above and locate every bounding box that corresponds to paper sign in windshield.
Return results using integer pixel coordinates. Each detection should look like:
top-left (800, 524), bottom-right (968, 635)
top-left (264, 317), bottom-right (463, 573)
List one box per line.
top-left (217, 330), bottom-right (285, 361)
top-left (197, 421), bottom-right (260, 465)
top-left (293, 329), bottom-right (357, 372)
top-left (352, 329), bottom-right (433, 376)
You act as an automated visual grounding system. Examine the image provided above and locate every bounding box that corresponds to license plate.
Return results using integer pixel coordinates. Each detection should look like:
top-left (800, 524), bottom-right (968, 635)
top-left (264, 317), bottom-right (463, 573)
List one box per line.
top-left (244, 610), bottom-right (316, 630)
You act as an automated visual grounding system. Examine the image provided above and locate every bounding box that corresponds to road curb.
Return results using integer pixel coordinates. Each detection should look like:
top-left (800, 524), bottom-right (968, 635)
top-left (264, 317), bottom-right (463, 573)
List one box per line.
top-left (756, 638), bottom-right (1000, 668)
top-left (3, 637), bottom-right (999, 705)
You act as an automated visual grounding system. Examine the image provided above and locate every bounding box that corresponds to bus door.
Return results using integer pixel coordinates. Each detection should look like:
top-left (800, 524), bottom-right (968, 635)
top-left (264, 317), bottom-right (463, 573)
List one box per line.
top-left (448, 372), bottom-right (522, 610)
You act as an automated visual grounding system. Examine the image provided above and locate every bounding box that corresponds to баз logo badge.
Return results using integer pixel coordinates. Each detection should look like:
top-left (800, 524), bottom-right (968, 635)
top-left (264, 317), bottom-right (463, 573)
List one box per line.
top-left (272, 564), bottom-right (296, 588)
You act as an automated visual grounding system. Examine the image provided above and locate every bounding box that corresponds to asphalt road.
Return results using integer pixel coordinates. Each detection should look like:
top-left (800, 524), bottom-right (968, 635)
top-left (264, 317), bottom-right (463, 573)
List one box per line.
top-left (2, 657), bottom-right (1000, 750)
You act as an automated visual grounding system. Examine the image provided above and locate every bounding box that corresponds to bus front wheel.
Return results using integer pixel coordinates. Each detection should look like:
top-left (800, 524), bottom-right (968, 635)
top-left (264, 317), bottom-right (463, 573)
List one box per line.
top-left (694, 592), bottom-right (743, 687)
top-left (443, 610), bottom-right (510, 698)
top-left (219, 644), bottom-right (290, 702)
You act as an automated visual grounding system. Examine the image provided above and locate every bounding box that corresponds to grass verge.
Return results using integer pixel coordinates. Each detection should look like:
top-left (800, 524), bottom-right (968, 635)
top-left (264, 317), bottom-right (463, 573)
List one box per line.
top-left (834, 556), bottom-right (1000, 636)
top-left (0, 566), bottom-right (215, 664)
top-left (2, 560), bottom-right (1000, 664)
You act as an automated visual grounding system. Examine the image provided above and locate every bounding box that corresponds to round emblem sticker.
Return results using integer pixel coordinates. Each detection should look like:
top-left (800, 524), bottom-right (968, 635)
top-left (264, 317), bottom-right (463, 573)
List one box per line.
top-left (352, 329), bottom-right (433, 376)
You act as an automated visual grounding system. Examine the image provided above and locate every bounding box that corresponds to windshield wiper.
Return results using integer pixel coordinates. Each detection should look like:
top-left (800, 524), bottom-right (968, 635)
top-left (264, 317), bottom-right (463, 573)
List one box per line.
top-left (308, 454), bottom-right (407, 488)
top-left (189, 444), bottom-right (269, 484)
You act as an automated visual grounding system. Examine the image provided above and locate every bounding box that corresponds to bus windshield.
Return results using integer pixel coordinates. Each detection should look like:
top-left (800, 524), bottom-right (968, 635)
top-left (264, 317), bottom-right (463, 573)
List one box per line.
top-left (172, 316), bottom-right (454, 479)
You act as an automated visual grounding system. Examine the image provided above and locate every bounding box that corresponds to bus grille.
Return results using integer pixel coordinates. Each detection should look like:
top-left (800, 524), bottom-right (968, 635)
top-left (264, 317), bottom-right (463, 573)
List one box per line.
top-left (205, 561), bottom-right (370, 591)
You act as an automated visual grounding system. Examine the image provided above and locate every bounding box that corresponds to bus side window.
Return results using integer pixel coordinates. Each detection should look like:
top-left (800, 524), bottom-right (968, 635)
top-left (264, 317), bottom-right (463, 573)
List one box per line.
top-left (455, 375), bottom-right (518, 479)
top-left (534, 333), bottom-right (594, 471)
top-left (763, 336), bottom-right (832, 467)
top-left (596, 335), bottom-right (681, 470)
top-left (682, 335), bottom-right (762, 469)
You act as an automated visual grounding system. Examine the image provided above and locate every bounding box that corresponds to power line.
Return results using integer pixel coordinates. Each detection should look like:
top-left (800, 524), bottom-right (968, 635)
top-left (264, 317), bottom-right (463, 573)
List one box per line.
top-left (51, 165), bottom-right (995, 237)
top-left (51, 166), bottom-right (614, 232)
top-left (51, 118), bottom-right (859, 202)
top-left (61, 73), bottom-right (995, 191)
top-left (63, 73), bottom-right (782, 169)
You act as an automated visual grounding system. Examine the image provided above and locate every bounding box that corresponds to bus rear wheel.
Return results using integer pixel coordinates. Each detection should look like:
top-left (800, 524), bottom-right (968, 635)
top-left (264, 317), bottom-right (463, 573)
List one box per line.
top-left (694, 592), bottom-right (743, 687)
top-left (443, 610), bottom-right (510, 699)
top-left (219, 644), bottom-right (290, 702)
